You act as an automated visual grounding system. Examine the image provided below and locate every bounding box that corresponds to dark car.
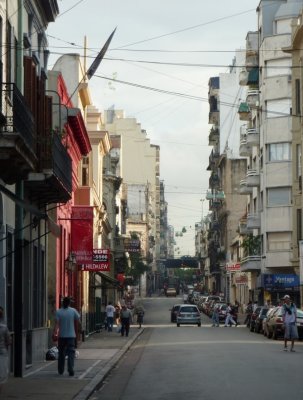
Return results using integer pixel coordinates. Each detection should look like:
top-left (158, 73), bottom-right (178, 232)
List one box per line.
top-left (253, 307), bottom-right (269, 333)
top-left (170, 304), bottom-right (182, 322)
top-left (249, 306), bottom-right (262, 332)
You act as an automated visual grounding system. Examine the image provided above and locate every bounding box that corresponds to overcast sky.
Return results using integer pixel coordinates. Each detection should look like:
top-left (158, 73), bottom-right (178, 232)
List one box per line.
top-left (47, 0), bottom-right (259, 256)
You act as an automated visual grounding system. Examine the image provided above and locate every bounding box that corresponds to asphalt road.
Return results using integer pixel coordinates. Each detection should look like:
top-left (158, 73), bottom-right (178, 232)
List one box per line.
top-left (89, 296), bottom-right (303, 400)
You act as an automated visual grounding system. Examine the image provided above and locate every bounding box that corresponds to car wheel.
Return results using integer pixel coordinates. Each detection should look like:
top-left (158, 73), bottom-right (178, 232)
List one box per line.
top-left (177, 323), bottom-right (180, 327)
top-left (198, 323), bottom-right (201, 327)
top-left (267, 330), bottom-right (272, 339)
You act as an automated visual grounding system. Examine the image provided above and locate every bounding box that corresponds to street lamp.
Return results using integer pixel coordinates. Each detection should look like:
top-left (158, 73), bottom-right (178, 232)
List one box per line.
top-left (65, 252), bottom-right (77, 272)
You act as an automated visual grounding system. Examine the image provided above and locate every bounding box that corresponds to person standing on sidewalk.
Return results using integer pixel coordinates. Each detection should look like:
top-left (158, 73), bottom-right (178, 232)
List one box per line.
top-left (281, 295), bottom-right (298, 352)
top-left (52, 297), bottom-right (80, 376)
top-left (120, 305), bottom-right (132, 337)
top-left (0, 306), bottom-right (11, 394)
top-left (105, 302), bottom-right (116, 332)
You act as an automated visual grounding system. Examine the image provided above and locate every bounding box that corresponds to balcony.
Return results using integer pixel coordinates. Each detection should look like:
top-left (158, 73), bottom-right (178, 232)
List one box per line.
top-left (239, 179), bottom-right (253, 195)
top-left (245, 31), bottom-right (259, 71)
top-left (207, 149), bottom-right (220, 170)
top-left (209, 172), bottom-right (220, 189)
top-left (206, 190), bottom-right (225, 201)
top-left (246, 90), bottom-right (259, 108)
top-left (247, 213), bottom-right (261, 229)
top-left (208, 110), bottom-right (219, 125)
top-left (208, 126), bottom-right (219, 146)
top-left (238, 219), bottom-right (252, 235)
top-left (247, 67), bottom-right (259, 86)
top-left (25, 133), bottom-right (72, 204)
top-left (246, 169), bottom-right (260, 187)
top-left (239, 134), bottom-right (251, 157)
top-left (240, 255), bottom-right (261, 272)
top-left (0, 83), bottom-right (37, 184)
top-left (239, 69), bottom-right (248, 86)
top-left (238, 102), bottom-right (251, 121)
top-left (246, 128), bottom-right (259, 146)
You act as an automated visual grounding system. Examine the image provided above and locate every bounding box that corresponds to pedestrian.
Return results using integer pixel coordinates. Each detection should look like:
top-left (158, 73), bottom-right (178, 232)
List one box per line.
top-left (224, 303), bottom-right (237, 327)
top-left (114, 303), bottom-right (121, 326)
top-left (244, 301), bottom-right (253, 326)
top-left (211, 304), bottom-right (220, 327)
top-left (120, 305), bottom-right (132, 337)
top-left (183, 292), bottom-right (188, 303)
top-left (52, 297), bottom-right (80, 376)
top-left (0, 306), bottom-right (11, 394)
top-left (252, 301), bottom-right (258, 312)
top-left (281, 295), bottom-right (298, 352)
top-left (105, 302), bottom-right (116, 332)
top-left (133, 303), bottom-right (145, 328)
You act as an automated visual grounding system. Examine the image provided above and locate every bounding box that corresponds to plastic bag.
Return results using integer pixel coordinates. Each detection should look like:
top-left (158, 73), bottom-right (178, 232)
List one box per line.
top-left (46, 346), bottom-right (58, 360)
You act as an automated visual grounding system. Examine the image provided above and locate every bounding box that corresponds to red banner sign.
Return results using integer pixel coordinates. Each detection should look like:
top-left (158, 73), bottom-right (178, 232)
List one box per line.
top-left (226, 263), bottom-right (241, 272)
top-left (71, 206), bottom-right (94, 264)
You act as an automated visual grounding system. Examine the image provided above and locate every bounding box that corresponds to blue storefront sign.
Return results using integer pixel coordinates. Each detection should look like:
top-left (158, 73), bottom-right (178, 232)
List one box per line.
top-left (262, 274), bottom-right (299, 291)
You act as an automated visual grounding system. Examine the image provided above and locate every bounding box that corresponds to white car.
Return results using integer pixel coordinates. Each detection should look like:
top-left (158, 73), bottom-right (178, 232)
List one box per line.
top-left (176, 304), bottom-right (201, 327)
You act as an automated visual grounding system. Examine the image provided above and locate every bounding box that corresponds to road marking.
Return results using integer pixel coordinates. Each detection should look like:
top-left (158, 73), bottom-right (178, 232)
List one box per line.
top-left (78, 359), bottom-right (102, 379)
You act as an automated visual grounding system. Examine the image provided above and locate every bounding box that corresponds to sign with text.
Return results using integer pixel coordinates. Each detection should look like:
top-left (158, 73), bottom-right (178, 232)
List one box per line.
top-left (71, 206), bottom-right (93, 264)
top-left (262, 274), bottom-right (299, 290)
top-left (226, 263), bottom-right (241, 272)
top-left (81, 249), bottom-right (110, 272)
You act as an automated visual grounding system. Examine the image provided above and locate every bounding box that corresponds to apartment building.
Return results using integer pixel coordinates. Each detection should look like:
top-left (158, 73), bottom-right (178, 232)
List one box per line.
top-left (238, 0), bottom-right (302, 306)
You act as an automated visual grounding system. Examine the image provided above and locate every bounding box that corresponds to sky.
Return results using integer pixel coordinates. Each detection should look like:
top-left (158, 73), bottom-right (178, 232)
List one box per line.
top-left (47, 0), bottom-right (260, 257)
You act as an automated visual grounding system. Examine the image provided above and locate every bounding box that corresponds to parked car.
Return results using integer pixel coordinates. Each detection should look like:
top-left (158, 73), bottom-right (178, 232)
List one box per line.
top-left (266, 306), bottom-right (284, 339)
top-left (176, 304), bottom-right (201, 327)
top-left (253, 307), bottom-right (269, 333)
top-left (170, 304), bottom-right (182, 323)
top-left (166, 287), bottom-right (177, 297)
top-left (296, 309), bottom-right (303, 339)
top-left (262, 307), bottom-right (276, 337)
top-left (249, 306), bottom-right (262, 332)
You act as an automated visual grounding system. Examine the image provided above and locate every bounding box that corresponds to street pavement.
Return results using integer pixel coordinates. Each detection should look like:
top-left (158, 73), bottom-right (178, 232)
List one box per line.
top-left (2, 326), bottom-right (143, 400)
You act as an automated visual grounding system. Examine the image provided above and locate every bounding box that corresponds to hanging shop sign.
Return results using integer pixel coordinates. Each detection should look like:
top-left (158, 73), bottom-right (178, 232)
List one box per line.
top-left (71, 206), bottom-right (93, 264)
top-left (226, 263), bottom-right (241, 272)
top-left (81, 249), bottom-right (111, 272)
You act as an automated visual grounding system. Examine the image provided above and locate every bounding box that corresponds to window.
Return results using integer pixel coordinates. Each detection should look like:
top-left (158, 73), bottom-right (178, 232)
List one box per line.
top-left (295, 79), bottom-right (301, 116)
top-left (82, 156), bottom-right (89, 186)
top-left (297, 209), bottom-right (302, 243)
top-left (267, 232), bottom-right (291, 251)
top-left (296, 144), bottom-right (301, 180)
top-left (267, 187), bottom-right (291, 206)
top-left (268, 143), bottom-right (291, 162)
top-left (266, 99), bottom-right (291, 118)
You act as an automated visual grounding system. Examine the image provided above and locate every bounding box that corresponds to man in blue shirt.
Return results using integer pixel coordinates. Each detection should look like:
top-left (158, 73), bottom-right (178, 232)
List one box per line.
top-left (53, 297), bottom-right (80, 376)
top-left (281, 294), bottom-right (298, 352)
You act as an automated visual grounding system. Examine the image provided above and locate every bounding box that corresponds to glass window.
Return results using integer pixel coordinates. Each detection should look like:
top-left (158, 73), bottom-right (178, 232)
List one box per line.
top-left (268, 143), bottom-right (291, 161)
top-left (267, 187), bottom-right (291, 206)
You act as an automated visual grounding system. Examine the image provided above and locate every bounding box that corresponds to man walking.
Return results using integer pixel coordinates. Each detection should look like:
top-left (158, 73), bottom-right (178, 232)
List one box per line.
top-left (281, 295), bottom-right (298, 352)
top-left (120, 305), bottom-right (132, 337)
top-left (105, 302), bottom-right (116, 332)
top-left (52, 297), bottom-right (80, 376)
top-left (224, 303), bottom-right (237, 327)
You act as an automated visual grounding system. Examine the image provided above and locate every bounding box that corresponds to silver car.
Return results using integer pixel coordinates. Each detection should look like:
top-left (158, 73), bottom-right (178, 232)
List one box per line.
top-left (176, 304), bottom-right (201, 327)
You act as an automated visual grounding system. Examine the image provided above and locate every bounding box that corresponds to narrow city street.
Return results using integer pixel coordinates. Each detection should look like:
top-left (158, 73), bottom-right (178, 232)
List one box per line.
top-left (90, 297), bottom-right (303, 400)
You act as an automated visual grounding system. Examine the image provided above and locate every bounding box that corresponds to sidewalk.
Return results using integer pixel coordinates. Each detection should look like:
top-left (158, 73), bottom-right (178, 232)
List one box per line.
top-left (2, 326), bottom-right (143, 400)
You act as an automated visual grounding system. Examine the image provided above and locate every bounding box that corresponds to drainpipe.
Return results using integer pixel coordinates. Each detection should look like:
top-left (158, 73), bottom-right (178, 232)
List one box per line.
top-left (14, 0), bottom-right (24, 377)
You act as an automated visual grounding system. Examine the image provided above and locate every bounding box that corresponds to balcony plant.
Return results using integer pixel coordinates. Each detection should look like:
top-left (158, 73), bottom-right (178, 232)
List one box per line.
top-left (241, 234), bottom-right (261, 257)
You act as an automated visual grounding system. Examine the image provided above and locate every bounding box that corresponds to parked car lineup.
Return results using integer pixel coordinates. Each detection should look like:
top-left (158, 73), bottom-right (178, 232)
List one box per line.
top-left (168, 293), bottom-right (303, 343)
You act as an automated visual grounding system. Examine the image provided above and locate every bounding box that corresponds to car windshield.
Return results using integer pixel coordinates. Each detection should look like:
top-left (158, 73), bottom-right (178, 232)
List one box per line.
top-left (261, 308), bottom-right (268, 316)
top-left (180, 306), bottom-right (198, 313)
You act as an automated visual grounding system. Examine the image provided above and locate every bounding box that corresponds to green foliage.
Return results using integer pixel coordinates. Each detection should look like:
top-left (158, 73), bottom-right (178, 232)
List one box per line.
top-left (241, 234), bottom-right (261, 257)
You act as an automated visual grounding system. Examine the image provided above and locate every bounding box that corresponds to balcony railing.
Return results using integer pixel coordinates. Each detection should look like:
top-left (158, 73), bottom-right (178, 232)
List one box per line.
top-left (0, 82), bottom-right (37, 183)
top-left (208, 126), bottom-right (219, 146)
top-left (240, 255), bottom-right (261, 272)
top-left (246, 169), bottom-right (260, 187)
top-left (239, 135), bottom-right (251, 157)
top-left (247, 213), bottom-right (261, 229)
top-left (246, 128), bottom-right (259, 146)
top-left (239, 179), bottom-right (253, 195)
top-left (25, 133), bottom-right (72, 204)
top-left (246, 89), bottom-right (259, 108)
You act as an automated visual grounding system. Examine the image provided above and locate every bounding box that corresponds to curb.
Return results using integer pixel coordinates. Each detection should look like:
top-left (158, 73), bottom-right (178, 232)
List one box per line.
top-left (73, 328), bottom-right (144, 400)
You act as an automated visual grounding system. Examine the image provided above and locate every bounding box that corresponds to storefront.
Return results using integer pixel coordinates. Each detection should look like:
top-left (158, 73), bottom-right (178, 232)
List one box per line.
top-left (261, 274), bottom-right (300, 306)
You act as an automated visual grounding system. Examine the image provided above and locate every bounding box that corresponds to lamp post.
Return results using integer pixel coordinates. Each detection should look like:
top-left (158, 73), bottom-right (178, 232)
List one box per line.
top-left (65, 252), bottom-right (77, 272)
